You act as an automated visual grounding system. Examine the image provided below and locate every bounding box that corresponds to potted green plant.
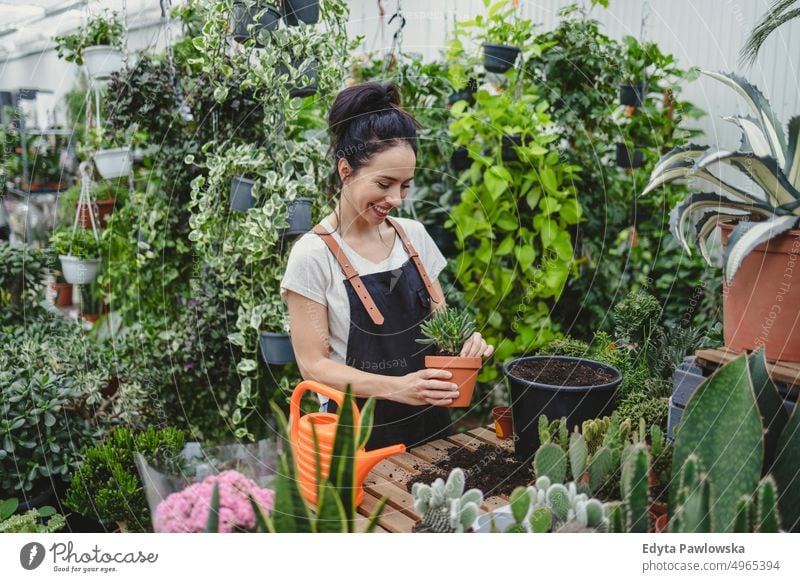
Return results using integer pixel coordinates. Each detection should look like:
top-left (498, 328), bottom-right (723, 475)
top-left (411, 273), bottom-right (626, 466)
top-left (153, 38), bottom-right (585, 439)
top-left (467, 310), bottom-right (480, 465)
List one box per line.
top-left (416, 307), bottom-right (481, 408)
top-left (615, 141), bottom-right (644, 168)
top-left (230, 176), bottom-right (256, 212)
top-left (282, 0), bottom-right (319, 26)
top-left (618, 37), bottom-right (649, 107)
top-left (51, 268), bottom-right (73, 308)
top-left (478, 0), bottom-right (531, 73)
top-left (87, 128), bottom-right (133, 180)
top-left (281, 197), bottom-right (312, 237)
top-left (503, 355), bottom-right (622, 462)
top-left (53, 10), bottom-right (124, 80)
top-left (259, 298), bottom-right (295, 365)
top-left (50, 227), bottom-right (102, 285)
top-left (642, 71), bottom-right (800, 361)
top-left (231, 0), bottom-right (282, 45)
top-left (278, 58), bottom-right (319, 98)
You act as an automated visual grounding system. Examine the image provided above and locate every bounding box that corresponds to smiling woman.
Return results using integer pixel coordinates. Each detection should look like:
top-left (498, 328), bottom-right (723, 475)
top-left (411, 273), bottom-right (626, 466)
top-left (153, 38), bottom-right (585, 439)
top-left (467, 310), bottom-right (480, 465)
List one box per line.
top-left (280, 81), bottom-right (493, 451)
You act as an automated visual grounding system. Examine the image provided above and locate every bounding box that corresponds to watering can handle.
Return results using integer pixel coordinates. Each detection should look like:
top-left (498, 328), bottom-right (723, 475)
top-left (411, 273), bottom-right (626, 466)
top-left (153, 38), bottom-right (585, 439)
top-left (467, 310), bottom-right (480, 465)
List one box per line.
top-left (290, 381), bottom-right (358, 445)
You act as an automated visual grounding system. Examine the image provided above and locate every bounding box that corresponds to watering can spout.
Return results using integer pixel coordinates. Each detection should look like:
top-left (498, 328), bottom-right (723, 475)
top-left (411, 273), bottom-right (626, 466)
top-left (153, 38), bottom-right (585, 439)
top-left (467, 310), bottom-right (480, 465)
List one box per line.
top-left (356, 444), bottom-right (406, 485)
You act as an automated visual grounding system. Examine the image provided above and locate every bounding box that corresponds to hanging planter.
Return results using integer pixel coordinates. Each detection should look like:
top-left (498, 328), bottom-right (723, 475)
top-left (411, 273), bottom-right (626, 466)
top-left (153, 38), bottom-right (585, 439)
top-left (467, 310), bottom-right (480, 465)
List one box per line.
top-left (282, 0), bottom-right (319, 26)
top-left (504, 356), bottom-right (622, 462)
top-left (82, 46), bottom-right (124, 80)
top-left (280, 197), bottom-right (313, 237)
top-left (502, 134), bottom-right (530, 162)
top-left (230, 176), bottom-right (255, 212)
top-left (447, 78), bottom-right (478, 107)
top-left (619, 82), bottom-right (648, 107)
top-left (77, 198), bottom-right (116, 228)
top-left (231, 1), bottom-right (282, 44)
top-left (450, 147), bottom-right (470, 171)
top-left (259, 332), bottom-right (295, 365)
top-left (615, 142), bottom-right (644, 168)
top-left (483, 43), bottom-right (520, 73)
top-left (93, 147), bottom-right (132, 179)
top-left (59, 255), bottom-right (101, 286)
top-left (279, 59), bottom-right (318, 97)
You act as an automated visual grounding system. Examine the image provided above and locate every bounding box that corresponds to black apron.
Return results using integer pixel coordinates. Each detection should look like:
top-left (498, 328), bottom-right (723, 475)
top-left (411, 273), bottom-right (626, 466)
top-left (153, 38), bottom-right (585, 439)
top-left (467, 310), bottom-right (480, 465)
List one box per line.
top-left (321, 229), bottom-right (452, 451)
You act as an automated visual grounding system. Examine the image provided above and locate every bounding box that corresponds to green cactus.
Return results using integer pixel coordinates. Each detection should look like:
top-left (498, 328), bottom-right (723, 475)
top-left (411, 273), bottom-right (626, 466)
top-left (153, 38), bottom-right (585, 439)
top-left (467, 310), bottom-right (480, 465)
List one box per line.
top-left (605, 502), bottom-right (625, 533)
top-left (569, 432), bottom-right (589, 482)
top-left (538, 415), bottom-right (552, 445)
top-left (576, 498), bottom-right (606, 530)
top-left (412, 468), bottom-right (484, 533)
top-left (734, 496), bottom-right (753, 533)
top-left (670, 455), bottom-right (712, 533)
top-left (534, 443), bottom-right (567, 484)
top-left (529, 506), bottom-right (552, 533)
top-left (558, 418), bottom-right (569, 451)
top-left (650, 425), bottom-right (664, 458)
top-left (545, 483), bottom-right (571, 523)
top-left (621, 443), bottom-right (650, 533)
top-left (756, 476), bottom-right (781, 533)
top-left (588, 446), bottom-right (613, 493)
top-left (504, 487), bottom-right (531, 533)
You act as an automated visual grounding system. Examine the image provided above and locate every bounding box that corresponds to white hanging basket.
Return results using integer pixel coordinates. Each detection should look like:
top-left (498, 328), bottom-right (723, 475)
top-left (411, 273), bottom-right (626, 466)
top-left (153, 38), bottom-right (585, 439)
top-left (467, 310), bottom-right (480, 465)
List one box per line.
top-left (93, 147), bottom-right (132, 179)
top-left (83, 45), bottom-right (124, 80)
top-left (59, 255), bottom-right (101, 285)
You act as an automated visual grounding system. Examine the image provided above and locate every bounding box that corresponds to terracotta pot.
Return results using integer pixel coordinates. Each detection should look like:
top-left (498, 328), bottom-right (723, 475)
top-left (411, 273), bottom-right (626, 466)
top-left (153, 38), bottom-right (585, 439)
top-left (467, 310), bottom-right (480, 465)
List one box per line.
top-left (720, 223), bottom-right (800, 361)
top-left (424, 355), bottom-right (482, 408)
top-left (654, 513), bottom-right (668, 533)
top-left (52, 282), bottom-right (73, 307)
top-left (76, 198), bottom-right (115, 228)
top-left (81, 313), bottom-right (101, 324)
top-left (492, 405), bottom-right (514, 439)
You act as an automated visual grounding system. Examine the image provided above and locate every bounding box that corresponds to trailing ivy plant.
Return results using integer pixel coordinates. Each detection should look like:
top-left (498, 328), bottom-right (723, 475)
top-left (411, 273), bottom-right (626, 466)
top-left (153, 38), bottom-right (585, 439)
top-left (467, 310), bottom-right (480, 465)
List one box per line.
top-left (446, 9), bottom-right (581, 379)
top-left (53, 10), bottom-right (124, 65)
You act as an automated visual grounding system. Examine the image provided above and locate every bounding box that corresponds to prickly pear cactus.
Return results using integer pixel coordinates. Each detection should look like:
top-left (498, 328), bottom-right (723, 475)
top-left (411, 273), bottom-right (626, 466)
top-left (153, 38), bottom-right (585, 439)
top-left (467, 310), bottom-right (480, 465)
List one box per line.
top-left (412, 468), bottom-right (484, 533)
top-left (534, 443), bottom-right (567, 484)
top-left (569, 432), bottom-right (589, 482)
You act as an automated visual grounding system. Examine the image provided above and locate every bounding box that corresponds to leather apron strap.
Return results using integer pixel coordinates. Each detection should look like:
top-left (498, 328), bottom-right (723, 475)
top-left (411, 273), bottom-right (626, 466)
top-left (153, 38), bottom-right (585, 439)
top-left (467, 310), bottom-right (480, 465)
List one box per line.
top-left (386, 217), bottom-right (444, 306)
top-left (313, 224), bottom-right (385, 325)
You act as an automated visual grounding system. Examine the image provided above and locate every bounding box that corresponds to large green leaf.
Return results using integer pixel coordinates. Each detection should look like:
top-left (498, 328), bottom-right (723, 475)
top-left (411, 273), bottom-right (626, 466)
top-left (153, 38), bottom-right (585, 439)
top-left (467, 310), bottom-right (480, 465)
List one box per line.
top-left (748, 347), bottom-right (790, 472)
top-left (703, 71), bottom-right (787, 168)
top-left (697, 150), bottom-right (800, 207)
top-left (723, 216), bottom-right (800, 284)
top-left (671, 354), bottom-right (763, 532)
top-left (329, 386), bottom-right (357, 530)
top-left (772, 403), bottom-right (800, 532)
top-left (315, 480), bottom-right (348, 533)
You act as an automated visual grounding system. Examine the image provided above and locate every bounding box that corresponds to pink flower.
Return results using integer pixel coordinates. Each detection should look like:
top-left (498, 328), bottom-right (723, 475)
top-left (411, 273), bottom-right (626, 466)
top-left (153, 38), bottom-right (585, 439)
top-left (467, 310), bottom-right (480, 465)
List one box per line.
top-left (154, 470), bottom-right (275, 533)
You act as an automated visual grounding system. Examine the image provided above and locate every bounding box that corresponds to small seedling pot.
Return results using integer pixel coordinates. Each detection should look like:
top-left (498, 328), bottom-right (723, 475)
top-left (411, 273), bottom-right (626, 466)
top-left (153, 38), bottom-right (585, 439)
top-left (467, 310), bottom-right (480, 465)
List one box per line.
top-left (93, 147), bottom-right (132, 179)
top-left (82, 46), bottom-right (124, 80)
top-left (483, 43), bottom-right (520, 73)
top-left (230, 176), bottom-right (255, 212)
top-left (59, 255), bottom-right (101, 285)
top-left (282, 0), bottom-right (319, 25)
top-left (52, 282), bottom-right (74, 307)
top-left (425, 355), bottom-right (482, 407)
top-left (259, 332), bottom-right (295, 365)
top-left (450, 147), bottom-right (470, 171)
top-left (492, 406), bottom-right (514, 440)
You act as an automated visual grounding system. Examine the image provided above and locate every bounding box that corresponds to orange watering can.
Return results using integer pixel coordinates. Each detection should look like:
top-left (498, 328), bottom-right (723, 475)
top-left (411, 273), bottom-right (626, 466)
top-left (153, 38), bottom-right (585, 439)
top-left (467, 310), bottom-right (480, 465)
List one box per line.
top-left (290, 381), bottom-right (405, 506)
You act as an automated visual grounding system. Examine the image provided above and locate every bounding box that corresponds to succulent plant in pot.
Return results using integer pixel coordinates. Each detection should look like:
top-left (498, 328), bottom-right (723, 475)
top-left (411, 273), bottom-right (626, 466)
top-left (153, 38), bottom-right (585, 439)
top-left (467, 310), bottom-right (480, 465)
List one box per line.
top-left (416, 307), bottom-right (481, 408)
top-left (642, 71), bottom-right (800, 361)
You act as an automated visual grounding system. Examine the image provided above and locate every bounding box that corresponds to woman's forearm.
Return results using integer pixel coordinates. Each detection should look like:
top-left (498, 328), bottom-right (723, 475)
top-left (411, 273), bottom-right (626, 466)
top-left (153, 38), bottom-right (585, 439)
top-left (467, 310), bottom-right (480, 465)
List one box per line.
top-left (298, 357), bottom-right (400, 400)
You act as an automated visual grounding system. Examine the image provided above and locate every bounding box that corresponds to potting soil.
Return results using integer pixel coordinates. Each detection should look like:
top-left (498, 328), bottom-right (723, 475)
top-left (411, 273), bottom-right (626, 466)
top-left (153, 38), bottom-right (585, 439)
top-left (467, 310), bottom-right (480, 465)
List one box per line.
top-left (510, 359), bottom-right (615, 386)
top-left (406, 443), bottom-right (533, 497)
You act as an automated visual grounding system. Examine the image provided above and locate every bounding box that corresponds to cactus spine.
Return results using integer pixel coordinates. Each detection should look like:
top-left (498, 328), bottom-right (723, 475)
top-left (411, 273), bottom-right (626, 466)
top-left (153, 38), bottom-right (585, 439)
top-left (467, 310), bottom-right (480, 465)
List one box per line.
top-left (412, 468), bottom-right (483, 533)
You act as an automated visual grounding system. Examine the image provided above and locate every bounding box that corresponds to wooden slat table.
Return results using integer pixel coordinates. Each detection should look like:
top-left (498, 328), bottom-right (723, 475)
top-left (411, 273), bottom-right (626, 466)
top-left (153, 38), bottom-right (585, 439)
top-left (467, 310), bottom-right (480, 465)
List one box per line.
top-left (695, 346), bottom-right (800, 394)
top-left (357, 426), bottom-right (514, 533)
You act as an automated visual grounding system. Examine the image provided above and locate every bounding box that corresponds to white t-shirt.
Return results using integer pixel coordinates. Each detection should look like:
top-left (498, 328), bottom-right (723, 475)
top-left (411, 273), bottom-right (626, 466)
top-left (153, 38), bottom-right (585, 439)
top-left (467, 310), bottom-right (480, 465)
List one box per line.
top-left (280, 216), bottom-right (447, 376)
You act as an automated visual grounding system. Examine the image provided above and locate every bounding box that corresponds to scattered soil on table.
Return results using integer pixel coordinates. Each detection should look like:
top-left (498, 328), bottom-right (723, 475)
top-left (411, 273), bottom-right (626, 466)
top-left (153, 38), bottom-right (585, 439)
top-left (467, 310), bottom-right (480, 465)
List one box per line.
top-left (510, 359), bottom-right (615, 386)
top-left (406, 443), bottom-right (533, 497)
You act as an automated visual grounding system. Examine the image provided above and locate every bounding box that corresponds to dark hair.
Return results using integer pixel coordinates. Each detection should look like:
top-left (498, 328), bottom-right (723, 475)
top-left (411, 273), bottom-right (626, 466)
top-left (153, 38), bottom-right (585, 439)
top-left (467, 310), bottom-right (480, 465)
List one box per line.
top-left (327, 81), bottom-right (420, 197)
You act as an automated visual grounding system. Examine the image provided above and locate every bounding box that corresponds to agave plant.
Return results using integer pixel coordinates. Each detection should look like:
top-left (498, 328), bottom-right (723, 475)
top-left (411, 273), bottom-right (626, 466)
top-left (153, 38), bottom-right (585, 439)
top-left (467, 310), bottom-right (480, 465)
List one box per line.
top-left (740, 0), bottom-right (800, 65)
top-left (642, 71), bottom-right (800, 284)
top-left (416, 307), bottom-right (477, 356)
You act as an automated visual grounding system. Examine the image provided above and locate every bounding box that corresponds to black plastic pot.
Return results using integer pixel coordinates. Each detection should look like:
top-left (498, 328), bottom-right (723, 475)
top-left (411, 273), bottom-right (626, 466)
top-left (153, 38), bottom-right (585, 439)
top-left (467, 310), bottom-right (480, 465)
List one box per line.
top-left (428, 224), bottom-right (457, 256)
top-left (259, 332), bottom-right (295, 365)
top-left (619, 82), bottom-right (647, 107)
top-left (278, 59), bottom-right (318, 97)
top-left (230, 176), bottom-right (255, 212)
top-left (616, 142), bottom-right (644, 168)
top-left (451, 147), bottom-right (470, 171)
top-left (448, 79), bottom-right (478, 106)
top-left (504, 356), bottom-right (622, 462)
top-left (502, 134), bottom-right (527, 162)
top-left (231, 2), bottom-right (281, 44)
top-left (281, 197), bottom-right (313, 237)
top-left (282, 0), bottom-right (319, 25)
top-left (483, 43), bottom-right (520, 73)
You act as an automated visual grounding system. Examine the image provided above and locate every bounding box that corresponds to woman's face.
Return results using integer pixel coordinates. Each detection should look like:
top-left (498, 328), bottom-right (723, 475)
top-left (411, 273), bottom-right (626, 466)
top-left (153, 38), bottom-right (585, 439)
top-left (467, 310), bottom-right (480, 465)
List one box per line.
top-left (339, 142), bottom-right (415, 225)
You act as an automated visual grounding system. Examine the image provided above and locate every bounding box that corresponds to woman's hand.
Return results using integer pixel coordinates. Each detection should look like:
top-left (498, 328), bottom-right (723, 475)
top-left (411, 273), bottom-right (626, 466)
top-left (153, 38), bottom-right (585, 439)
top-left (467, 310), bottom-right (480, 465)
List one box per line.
top-left (460, 332), bottom-right (494, 358)
top-left (390, 369), bottom-right (460, 407)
